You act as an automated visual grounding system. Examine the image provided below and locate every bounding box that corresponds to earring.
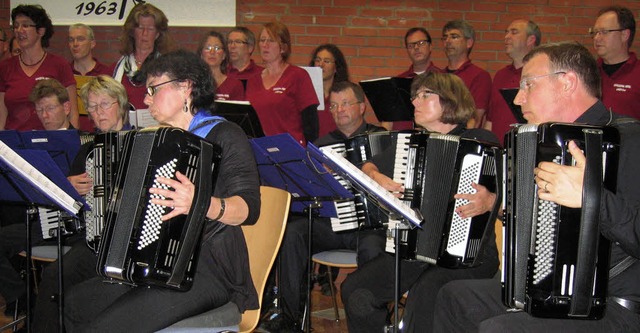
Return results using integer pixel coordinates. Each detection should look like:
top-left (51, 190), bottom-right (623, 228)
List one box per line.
top-left (183, 99), bottom-right (188, 113)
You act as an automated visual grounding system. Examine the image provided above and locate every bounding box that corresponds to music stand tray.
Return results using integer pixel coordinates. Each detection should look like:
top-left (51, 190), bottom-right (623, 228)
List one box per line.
top-left (359, 77), bottom-right (414, 122)
top-left (250, 133), bottom-right (352, 217)
top-left (214, 100), bottom-right (265, 138)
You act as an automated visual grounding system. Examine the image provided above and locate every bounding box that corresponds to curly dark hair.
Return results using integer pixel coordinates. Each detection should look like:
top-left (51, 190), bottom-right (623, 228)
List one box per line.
top-left (11, 5), bottom-right (54, 48)
top-left (308, 43), bottom-right (350, 83)
top-left (143, 50), bottom-right (215, 114)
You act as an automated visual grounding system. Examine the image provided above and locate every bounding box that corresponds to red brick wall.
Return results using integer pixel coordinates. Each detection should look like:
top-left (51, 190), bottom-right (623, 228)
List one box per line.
top-left (1, 0), bottom-right (638, 120)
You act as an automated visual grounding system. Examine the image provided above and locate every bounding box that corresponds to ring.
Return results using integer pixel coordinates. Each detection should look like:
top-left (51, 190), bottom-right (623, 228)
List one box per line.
top-left (544, 182), bottom-right (549, 191)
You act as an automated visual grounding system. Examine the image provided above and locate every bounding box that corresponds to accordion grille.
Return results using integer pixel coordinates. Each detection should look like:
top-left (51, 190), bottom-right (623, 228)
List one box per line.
top-left (139, 158), bottom-right (178, 250)
top-left (532, 155), bottom-right (561, 285)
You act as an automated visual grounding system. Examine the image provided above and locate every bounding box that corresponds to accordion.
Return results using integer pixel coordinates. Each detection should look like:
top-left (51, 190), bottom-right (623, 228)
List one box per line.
top-left (97, 127), bottom-right (220, 291)
top-left (502, 122), bottom-right (619, 319)
top-left (38, 207), bottom-right (80, 239)
top-left (386, 132), bottom-right (501, 268)
top-left (324, 131), bottom-right (415, 232)
top-left (84, 131), bottom-right (128, 251)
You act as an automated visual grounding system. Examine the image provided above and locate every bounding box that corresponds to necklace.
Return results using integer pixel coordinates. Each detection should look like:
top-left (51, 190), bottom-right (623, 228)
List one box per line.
top-left (20, 52), bottom-right (47, 67)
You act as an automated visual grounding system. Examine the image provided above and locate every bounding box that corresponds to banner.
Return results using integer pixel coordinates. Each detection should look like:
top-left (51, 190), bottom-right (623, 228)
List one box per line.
top-left (10, 0), bottom-right (236, 27)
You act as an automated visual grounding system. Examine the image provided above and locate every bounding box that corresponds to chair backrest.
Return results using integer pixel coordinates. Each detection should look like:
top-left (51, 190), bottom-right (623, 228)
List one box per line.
top-left (239, 186), bottom-right (291, 333)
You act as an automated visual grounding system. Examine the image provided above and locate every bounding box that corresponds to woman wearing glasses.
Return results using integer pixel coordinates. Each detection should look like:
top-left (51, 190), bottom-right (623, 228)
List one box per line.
top-left (198, 31), bottom-right (245, 101)
top-left (65, 50), bottom-right (261, 332)
top-left (245, 21), bottom-right (319, 146)
top-left (342, 72), bottom-right (500, 333)
top-left (111, 3), bottom-right (173, 111)
top-left (31, 75), bottom-right (132, 332)
top-left (309, 43), bottom-right (350, 138)
top-left (0, 4), bottom-right (78, 131)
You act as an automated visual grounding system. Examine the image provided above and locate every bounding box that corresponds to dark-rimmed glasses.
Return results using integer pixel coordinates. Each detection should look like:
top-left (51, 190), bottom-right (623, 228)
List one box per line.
top-left (146, 79), bottom-right (180, 97)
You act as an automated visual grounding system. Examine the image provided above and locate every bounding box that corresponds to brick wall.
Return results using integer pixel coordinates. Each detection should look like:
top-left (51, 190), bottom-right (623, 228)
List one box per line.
top-left (1, 0), bottom-right (638, 121)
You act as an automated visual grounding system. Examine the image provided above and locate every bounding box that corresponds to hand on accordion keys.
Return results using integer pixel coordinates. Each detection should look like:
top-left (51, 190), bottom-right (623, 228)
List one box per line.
top-left (67, 172), bottom-right (93, 196)
top-left (454, 182), bottom-right (497, 219)
top-left (362, 162), bottom-right (404, 198)
top-left (149, 171), bottom-right (195, 221)
top-left (534, 140), bottom-right (585, 208)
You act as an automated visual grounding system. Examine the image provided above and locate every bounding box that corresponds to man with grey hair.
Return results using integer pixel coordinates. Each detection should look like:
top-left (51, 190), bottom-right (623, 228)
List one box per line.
top-left (226, 26), bottom-right (263, 80)
top-left (592, 5), bottom-right (640, 119)
top-left (442, 20), bottom-right (492, 128)
top-left (68, 23), bottom-right (110, 76)
top-left (433, 41), bottom-right (640, 332)
top-left (485, 19), bottom-right (541, 139)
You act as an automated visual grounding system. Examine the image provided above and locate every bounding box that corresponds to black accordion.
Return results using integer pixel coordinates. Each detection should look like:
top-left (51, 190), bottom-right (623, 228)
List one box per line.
top-left (502, 122), bottom-right (619, 319)
top-left (84, 131), bottom-right (128, 251)
top-left (388, 132), bottom-right (501, 268)
top-left (97, 127), bottom-right (220, 291)
top-left (324, 131), bottom-right (415, 232)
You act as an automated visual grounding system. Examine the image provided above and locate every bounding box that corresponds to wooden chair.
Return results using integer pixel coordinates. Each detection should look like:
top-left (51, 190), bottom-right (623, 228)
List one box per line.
top-left (158, 186), bottom-right (291, 333)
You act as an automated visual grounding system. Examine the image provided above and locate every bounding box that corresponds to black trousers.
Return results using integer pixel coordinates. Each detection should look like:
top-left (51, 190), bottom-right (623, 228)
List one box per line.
top-left (64, 260), bottom-right (230, 333)
top-left (341, 253), bottom-right (498, 333)
top-left (278, 215), bottom-right (385, 321)
top-left (433, 278), bottom-right (640, 333)
top-left (31, 235), bottom-right (96, 333)
top-left (0, 221), bottom-right (44, 304)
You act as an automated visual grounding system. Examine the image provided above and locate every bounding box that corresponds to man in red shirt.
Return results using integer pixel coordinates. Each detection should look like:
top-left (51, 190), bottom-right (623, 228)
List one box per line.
top-left (484, 19), bottom-right (540, 141)
top-left (592, 6), bottom-right (640, 119)
top-left (226, 27), bottom-right (263, 81)
top-left (442, 20), bottom-right (492, 128)
top-left (389, 27), bottom-right (443, 130)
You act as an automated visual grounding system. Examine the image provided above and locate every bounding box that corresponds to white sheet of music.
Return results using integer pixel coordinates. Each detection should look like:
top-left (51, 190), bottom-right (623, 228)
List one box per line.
top-left (316, 145), bottom-right (423, 227)
top-left (0, 140), bottom-right (80, 215)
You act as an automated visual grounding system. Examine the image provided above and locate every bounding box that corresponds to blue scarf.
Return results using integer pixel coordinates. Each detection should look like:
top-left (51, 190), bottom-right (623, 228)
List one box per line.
top-left (188, 110), bottom-right (225, 139)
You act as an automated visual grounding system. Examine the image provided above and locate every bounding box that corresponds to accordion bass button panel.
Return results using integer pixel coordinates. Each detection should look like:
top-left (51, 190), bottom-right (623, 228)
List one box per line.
top-left (139, 158), bottom-right (178, 250)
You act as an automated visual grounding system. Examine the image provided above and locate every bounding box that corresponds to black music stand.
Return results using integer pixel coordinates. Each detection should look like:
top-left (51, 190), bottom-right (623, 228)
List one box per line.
top-left (0, 139), bottom-right (85, 333)
top-left (307, 143), bottom-right (424, 333)
top-left (359, 77), bottom-right (414, 122)
top-left (250, 134), bottom-right (352, 333)
top-left (213, 100), bottom-right (265, 138)
top-left (499, 88), bottom-right (526, 124)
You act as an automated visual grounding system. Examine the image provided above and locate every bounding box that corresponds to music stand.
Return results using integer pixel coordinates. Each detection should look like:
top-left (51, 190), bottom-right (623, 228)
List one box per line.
top-left (250, 134), bottom-right (352, 333)
top-left (307, 143), bottom-right (424, 333)
top-left (359, 77), bottom-right (414, 122)
top-left (499, 88), bottom-right (526, 124)
top-left (214, 100), bottom-right (265, 138)
top-left (0, 140), bottom-right (85, 333)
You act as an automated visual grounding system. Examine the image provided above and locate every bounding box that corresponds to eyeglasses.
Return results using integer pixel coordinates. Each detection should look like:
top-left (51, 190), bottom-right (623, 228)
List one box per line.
top-left (406, 40), bottom-right (430, 49)
top-left (259, 38), bottom-right (277, 44)
top-left (35, 105), bottom-right (61, 114)
top-left (588, 28), bottom-right (626, 38)
top-left (86, 101), bottom-right (117, 115)
top-left (12, 22), bottom-right (37, 31)
top-left (146, 79), bottom-right (179, 97)
top-left (314, 57), bottom-right (335, 65)
top-left (441, 34), bottom-right (463, 42)
top-left (411, 90), bottom-right (439, 101)
top-left (203, 45), bottom-right (224, 53)
top-left (519, 72), bottom-right (566, 91)
top-left (228, 40), bottom-right (249, 46)
top-left (329, 101), bottom-right (361, 111)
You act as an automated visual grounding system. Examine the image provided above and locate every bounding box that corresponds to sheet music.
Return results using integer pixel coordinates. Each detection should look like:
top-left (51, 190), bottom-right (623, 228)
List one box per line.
top-left (301, 66), bottom-right (325, 110)
top-left (129, 109), bottom-right (160, 128)
top-left (0, 140), bottom-right (81, 214)
top-left (309, 143), bottom-right (423, 227)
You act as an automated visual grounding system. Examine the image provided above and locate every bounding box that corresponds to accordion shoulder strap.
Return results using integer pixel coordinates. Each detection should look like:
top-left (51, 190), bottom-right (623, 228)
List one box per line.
top-left (569, 128), bottom-right (604, 317)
